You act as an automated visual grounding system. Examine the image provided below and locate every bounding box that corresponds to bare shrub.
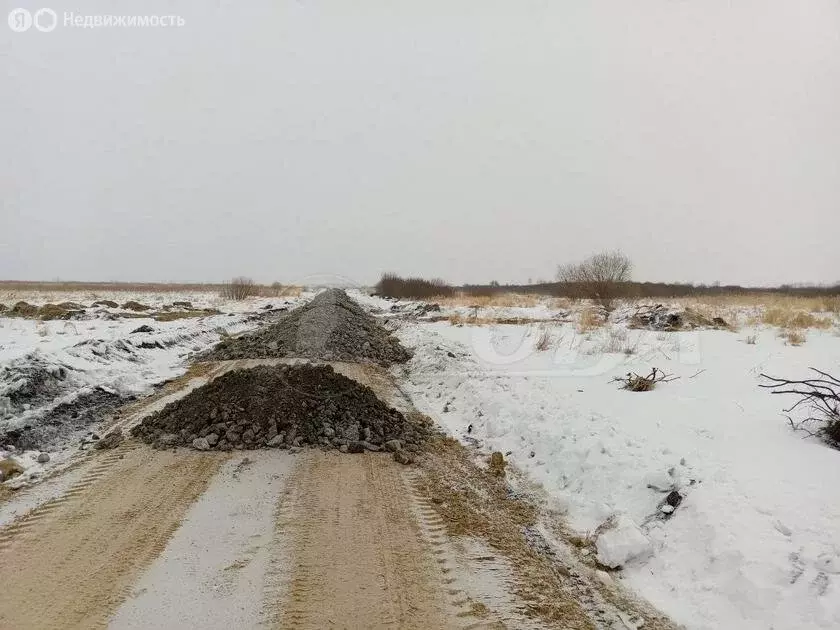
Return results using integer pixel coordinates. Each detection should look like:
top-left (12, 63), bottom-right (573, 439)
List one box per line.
top-left (447, 314), bottom-right (466, 326)
top-left (556, 250), bottom-right (632, 308)
top-left (586, 326), bottom-right (637, 356)
top-left (781, 330), bottom-right (806, 346)
top-left (221, 276), bottom-right (256, 301)
top-left (744, 334), bottom-right (757, 345)
top-left (376, 273), bottom-right (454, 299)
top-left (760, 369), bottom-right (840, 446)
top-left (257, 281), bottom-right (301, 298)
top-left (612, 367), bottom-right (678, 392)
top-left (534, 325), bottom-right (553, 351)
top-left (577, 306), bottom-right (606, 333)
top-left (602, 327), bottom-right (628, 353)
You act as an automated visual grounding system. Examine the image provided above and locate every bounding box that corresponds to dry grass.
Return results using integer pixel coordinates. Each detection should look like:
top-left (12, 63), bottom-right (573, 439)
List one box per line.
top-left (534, 325), bottom-right (554, 351)
top-left (0, 458), bottom-right (25, 481)
top-left (414, 438), bottom-right (677, 629)
top-left (0, 281), bottom-right (302, 299)
top-left (0, 281), bottom-right (230, 293)
top-left (429, 293), bottom-right (572, 311)
top-left (577, 306), bottom-right (605, 333)
top-left (672, 293), bottom-right (837, 311)
top-left (760, 308), bottom-right (832, 330)
top-left (220, 277), bottom-right (256, 301)
top-left (2, 306), bottom-right (220, 322)
top-left (416, 438), bottom-right (593, 628)
top-left (590, 326), bottom-right (638, 355)
top-left (670, 295), bottom-right (838, 332)
top-left (444, 314), bottom-right (557, 326)
top-left (780, 329), bottom-right (807, 346)
top-left (255, 283), bottom-right (302, 298)
top-left (432, 292), bottom-right (541, 308)
top-left (151, 309), bottom-right (220, 322)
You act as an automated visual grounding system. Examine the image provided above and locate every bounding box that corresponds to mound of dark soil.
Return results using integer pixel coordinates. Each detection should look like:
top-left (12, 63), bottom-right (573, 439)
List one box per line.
top-left (122, 301), bottom-right (151, 311)
top-left (131, 364), bottom-right (428, 452)
top-left (37, 304), bottom-right (85, 321)
top-left (1, 356), bottom-right (73, 412)
top-left (11, 301), bottom-right (38, 317)
top-left (204, 289), bottom-right (411, 366)
top-left (1, 387), bottom-right (126, 451)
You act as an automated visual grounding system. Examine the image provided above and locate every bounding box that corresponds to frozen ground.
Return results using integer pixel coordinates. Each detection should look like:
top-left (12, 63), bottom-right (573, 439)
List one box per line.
top-left (0, 291), bottom-right (307, 478)
top-left (358, 291), bottom-right (840, 630)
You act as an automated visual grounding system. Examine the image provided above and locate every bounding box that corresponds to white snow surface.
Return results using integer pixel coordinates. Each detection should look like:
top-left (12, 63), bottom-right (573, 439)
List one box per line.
top-left (595, 513), bottom-right (653, 569)
top-left (382, 298), bottom-right (840, 630)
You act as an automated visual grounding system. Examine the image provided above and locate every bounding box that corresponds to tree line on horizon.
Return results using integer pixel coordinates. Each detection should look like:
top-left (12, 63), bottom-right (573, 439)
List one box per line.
top-left (376, 251), bottom-right (840, 302)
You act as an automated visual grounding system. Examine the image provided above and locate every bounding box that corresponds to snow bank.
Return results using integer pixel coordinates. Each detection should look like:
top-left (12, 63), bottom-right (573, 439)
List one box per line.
top-left (393, 314), bottom-right (840, 630)
top-left (595, 514), bottom-right (653, 569)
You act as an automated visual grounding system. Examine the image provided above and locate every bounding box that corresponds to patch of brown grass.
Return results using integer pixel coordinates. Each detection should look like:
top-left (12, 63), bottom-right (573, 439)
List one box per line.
top-left (0, 458), bottom-right (25, 479)
top-left (819, 296), bottom-right (840, 314)
top-left (152, 309), bottom-right (220, 322)
top-left (432, 293), bottom-right (541, 308)
top-left (414, 438), bottom-right (677, 629)
top-left (577, 306), bottom-right (604, 333)
top-left (780, 329), bottom-right (807, 346)
top-left (444, 314), bottom-right (556, 326)
top-left (0, 281), bottom-right (303, 301)
top-left (672, 293), bottom-right (838, 311)
top-left (416, 438), bottom-right (590, 626)
top-left (762, 308), bottom-right (831, 330)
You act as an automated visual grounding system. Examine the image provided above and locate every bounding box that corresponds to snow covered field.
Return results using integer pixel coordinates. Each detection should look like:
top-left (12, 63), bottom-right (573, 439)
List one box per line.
top-left (363, 292), bottom-right (840, 630)
top-left (4, 288), bottom-right (839, 628)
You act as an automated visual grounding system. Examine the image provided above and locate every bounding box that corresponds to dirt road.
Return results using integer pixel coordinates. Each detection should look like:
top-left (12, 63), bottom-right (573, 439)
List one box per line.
top-left (0, 357), bottom-right (674, 629)
top-left (269, 451), bottom-right (451, 629)
top-left (0, 446), bottom-right (225, 629)
top-left (0, 445), bottom-right (505, 629)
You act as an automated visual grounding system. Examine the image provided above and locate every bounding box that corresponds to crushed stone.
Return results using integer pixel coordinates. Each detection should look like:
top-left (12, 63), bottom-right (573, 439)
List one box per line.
top-left (131, 363), bottom-right (430, 452)
top-left (203, 289), bottom-right (411, 366)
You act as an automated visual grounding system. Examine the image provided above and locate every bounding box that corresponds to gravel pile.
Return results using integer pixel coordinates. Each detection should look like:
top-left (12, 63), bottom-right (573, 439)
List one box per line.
top-left (204, 289), bottom-right (411, 365)
top-left (130, 363), bottom-right (428, 454)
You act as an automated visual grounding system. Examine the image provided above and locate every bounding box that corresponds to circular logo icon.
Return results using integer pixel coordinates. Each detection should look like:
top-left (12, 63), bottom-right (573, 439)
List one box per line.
top-left (34, 8), bottom-right (57, 32)
top-left (8, 8), bottom-right (32, 32)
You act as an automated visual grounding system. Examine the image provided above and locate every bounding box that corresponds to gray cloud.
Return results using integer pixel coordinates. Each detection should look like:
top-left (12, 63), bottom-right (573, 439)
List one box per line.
top-left (2, 0), bottom-right (838, 286)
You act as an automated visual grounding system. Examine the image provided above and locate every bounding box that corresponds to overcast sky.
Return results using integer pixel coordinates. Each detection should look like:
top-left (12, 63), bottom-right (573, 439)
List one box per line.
top-left (2, 1), bottom-right (839, 286)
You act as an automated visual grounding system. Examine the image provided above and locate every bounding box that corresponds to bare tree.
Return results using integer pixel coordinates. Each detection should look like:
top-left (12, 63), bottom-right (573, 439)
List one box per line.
top-left (556, 250), bottom-right (633, 307)
top-left (221, 276), bottom-right (256, 301)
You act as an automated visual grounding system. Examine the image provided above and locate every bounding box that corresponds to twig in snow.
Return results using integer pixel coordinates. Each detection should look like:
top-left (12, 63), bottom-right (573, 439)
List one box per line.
top-left (760, 368), bottom-right (840, 446)
top-left (611, 367), bottom-right (679, 392)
